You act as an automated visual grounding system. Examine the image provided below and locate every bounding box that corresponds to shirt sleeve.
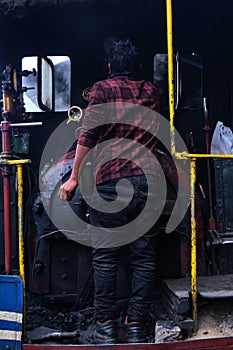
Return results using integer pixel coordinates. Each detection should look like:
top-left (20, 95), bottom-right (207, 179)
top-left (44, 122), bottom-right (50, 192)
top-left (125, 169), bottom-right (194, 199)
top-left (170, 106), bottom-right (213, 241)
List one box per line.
top-left (78, 81), bottom-right (107, 148)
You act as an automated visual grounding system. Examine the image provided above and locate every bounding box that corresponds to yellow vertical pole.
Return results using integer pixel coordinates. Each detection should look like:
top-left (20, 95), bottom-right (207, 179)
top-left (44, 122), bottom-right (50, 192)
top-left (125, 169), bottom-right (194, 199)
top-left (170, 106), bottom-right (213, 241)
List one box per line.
top-left (16, 164), bottom-right (26, 330)
top-left (17, 164), bottom-right (25, 286)
top-left (190, 158), bottom-right (198, 333)
top-left (166, 0), bottom-right (198, 333)
top-left (166, 0), bottom-right (176, 155)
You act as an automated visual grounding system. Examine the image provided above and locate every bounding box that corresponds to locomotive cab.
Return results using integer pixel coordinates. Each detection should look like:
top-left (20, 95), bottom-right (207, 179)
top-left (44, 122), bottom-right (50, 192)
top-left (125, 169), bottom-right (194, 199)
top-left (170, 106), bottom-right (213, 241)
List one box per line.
top-left (1, 0), bottom-right (233, 347)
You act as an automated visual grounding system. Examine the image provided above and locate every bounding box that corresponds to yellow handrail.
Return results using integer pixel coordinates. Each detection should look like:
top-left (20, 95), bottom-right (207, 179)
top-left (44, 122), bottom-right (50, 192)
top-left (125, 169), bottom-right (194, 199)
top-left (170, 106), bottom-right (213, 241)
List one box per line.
top-left (190, 158), bottom-right (197, 332)
top-left (16, 164), bottom-right (27, 333)
top-left (0, 157), bottom-right (30, 334)
top-left (165, 0), bottom-right (233, 334)
top-left (16, 165), bottom-right (25, 289)
top-left (166, 0), bottom-right (176, 156)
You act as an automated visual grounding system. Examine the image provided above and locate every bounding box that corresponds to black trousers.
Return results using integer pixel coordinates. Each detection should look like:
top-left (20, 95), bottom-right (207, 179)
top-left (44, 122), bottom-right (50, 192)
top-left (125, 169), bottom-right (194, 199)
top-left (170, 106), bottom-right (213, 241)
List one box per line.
top-left (90, 175), bottom-right (159, 322)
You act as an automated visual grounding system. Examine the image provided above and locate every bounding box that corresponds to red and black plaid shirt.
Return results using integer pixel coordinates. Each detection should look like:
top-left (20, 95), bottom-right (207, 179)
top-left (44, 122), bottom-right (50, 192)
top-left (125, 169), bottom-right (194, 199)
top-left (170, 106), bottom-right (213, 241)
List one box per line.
top-left (78, 75), bottom-right (162, 184)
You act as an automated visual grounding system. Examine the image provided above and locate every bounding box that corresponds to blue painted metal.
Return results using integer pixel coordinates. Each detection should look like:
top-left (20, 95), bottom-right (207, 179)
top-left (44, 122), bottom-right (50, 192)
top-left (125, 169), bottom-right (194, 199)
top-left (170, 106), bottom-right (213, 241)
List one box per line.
top-left (0, 275), bottom-right (23, 350)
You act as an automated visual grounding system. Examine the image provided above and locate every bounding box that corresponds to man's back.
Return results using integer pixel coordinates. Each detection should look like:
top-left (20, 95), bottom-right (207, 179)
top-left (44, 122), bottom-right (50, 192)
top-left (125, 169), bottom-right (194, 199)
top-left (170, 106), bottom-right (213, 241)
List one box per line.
top-left (88, 75), bottom-right (161, 109)
top-left (78, 75), bottom-right (162, 184)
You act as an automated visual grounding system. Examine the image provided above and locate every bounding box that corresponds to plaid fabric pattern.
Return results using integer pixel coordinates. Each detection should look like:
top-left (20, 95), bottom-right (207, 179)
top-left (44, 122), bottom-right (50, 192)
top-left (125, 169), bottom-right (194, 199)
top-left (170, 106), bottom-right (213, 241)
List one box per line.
top-left (78, 75), bottom-right (162, 184)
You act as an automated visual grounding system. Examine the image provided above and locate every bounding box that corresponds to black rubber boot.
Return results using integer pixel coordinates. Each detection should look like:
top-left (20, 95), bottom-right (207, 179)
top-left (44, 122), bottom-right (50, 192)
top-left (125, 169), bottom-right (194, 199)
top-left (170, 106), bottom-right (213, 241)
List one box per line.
top-left (84, 320), bottom-right (119, 344)
top-left (124, 317), bottom-right (147, 343)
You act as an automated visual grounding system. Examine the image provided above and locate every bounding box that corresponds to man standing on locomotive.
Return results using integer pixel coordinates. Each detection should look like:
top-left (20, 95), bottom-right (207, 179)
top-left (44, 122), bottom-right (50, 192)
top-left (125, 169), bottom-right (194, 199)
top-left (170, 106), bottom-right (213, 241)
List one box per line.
top-left (59, 38), bottom-right (162, 343)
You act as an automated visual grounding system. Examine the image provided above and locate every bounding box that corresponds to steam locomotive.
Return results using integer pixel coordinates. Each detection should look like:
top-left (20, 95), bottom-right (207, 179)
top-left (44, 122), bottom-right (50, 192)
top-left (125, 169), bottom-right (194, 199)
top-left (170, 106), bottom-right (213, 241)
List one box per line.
top-left (1, 0), bottom-right (233, 349)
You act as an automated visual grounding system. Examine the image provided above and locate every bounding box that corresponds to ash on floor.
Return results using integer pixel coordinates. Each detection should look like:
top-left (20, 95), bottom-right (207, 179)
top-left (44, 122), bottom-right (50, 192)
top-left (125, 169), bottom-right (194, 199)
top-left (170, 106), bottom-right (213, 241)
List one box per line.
top-left (25, 293), bottom-right (94, 344)
top-left (25, 292), bottom-right (171, 344)
top-left (191, 298), bottom-right (233, 340)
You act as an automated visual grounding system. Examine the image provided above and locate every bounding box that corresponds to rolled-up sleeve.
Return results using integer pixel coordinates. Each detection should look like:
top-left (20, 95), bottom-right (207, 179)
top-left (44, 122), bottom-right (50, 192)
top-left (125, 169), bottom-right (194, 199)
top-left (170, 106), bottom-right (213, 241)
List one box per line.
top-left (78, 82), bottom-right (107, 148)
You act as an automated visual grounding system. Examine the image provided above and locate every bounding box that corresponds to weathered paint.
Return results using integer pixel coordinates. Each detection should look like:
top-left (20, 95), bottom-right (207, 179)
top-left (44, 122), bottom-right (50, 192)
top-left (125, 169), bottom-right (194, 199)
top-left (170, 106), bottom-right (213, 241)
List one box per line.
top-left (17, 163), bottom-right (27, 334)
top-left (0, 275), bottom-right (23, 350)
top-left (190, 158), bottom-right (197, 333)
top-left (23, 336), bottom-right (233, 350)
top-left (17, 164), bottom-right (25, 288)
top-left (166, 0), bottom-right (175, 156)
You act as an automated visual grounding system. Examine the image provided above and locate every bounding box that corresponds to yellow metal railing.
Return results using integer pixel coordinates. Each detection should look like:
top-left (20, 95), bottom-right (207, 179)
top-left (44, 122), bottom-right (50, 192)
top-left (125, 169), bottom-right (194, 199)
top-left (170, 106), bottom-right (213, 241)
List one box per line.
top-left (0, 158), bottom-right (31, 284)
top-left (190, 158), bottom-right (197, 332)
top-left (166, 0), bottom-right (233, 333)
top-left (0, 158), bottom-right (31, 329)
top-left (166, 0), bottom-right (176, 156)
top-left (16, 164), bottom-right (26, 292)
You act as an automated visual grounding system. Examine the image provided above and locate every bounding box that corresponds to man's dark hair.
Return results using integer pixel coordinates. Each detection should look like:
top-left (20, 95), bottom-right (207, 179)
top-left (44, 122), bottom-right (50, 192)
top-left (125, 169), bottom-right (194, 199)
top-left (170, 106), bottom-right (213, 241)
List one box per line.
top-left (107, 39), bottom-right (142, 77)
